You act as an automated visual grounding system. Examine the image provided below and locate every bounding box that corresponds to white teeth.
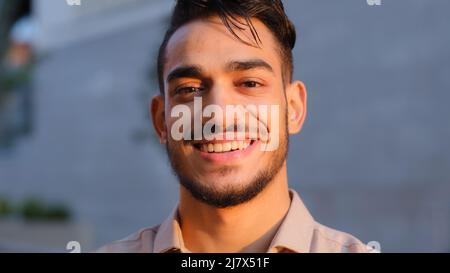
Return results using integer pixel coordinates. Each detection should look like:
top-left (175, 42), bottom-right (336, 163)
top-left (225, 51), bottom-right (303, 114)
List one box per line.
top-left (213, 143), bottom-right (223, 153)
top-left (199, 140), bottom-right (252, 153)
top-left (222, 142), bottom-right (232, 152)
top-left (231, 141), bottom-right (238, 150)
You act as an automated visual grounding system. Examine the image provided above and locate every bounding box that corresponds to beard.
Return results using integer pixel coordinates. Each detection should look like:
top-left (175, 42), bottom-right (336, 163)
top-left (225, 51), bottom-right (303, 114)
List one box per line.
top-left (165, 116), bottom-right (289, 209)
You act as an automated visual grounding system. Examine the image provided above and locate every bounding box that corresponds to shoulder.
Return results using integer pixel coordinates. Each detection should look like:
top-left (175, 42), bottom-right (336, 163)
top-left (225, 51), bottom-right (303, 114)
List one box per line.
top-left (310, 222), bottom-right (369, 253)
top-left (95, 225), bottom-right (160, 253)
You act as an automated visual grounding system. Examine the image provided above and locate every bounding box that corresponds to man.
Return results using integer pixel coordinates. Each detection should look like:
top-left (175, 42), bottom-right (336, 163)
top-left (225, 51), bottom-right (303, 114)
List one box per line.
top-left (99, 0), bottom-right (368, 253)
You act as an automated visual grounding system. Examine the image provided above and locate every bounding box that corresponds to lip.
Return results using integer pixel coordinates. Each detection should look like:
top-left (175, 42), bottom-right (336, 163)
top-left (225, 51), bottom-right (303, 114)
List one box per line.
top-left (192, 140), bottom-right (259, 163)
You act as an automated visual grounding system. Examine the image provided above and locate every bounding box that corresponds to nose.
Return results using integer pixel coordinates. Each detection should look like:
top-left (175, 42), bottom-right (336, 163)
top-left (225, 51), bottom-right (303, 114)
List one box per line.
top-left (203, 80), bottom-right (234, 109)
top-left (201, 81), bottom-right (233, 135)
top-left (199, 81), bottom-right (249, 138)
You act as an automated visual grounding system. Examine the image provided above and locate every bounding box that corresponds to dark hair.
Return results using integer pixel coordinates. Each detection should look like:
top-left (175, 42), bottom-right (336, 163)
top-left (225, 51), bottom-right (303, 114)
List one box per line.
top-left (157, 0), bottom-right (297, 94)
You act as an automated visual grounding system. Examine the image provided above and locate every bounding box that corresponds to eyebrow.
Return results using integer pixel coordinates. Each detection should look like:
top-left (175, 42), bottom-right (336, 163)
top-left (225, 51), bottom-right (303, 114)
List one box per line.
top-left (166, 65), bottom-right (203, 83)
top-left (225, 59), bottom-right (274, 74)
top-left (166, 59), bottom-right (274, 83)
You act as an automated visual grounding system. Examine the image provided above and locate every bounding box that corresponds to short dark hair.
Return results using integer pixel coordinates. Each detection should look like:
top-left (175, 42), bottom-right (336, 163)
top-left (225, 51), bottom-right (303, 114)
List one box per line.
top-left (157, 0), bottom-right (297, 94)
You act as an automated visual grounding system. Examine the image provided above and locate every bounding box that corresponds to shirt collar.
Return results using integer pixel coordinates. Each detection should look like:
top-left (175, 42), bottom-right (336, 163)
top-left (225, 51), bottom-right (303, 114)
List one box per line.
top-left (153, 189), bottom-right (315, 253)
top-left (153, 206), bottom-right (190, 253)
top-left (267, 190), bottom-right (315, 253)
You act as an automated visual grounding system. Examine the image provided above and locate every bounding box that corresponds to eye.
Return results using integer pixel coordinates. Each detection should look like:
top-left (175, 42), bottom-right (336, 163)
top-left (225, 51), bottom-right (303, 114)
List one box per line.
top-left (175, 86), bottom-right (204, 95)
top-left (240, 80), bottom-right (262, 88)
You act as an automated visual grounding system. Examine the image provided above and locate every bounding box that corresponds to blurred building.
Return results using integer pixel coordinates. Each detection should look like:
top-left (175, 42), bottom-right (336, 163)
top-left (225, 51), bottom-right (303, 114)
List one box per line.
top-left (33, 0), bottom-right (171, 50)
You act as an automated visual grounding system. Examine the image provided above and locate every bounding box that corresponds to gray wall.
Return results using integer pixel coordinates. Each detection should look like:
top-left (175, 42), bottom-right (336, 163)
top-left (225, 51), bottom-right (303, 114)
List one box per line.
top-left (286, 0), bottom-right (450, 252)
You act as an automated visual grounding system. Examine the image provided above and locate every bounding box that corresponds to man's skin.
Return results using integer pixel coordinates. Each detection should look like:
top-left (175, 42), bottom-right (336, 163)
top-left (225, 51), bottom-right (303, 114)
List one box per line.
top-left (151, 16), bottom-right (307, 253)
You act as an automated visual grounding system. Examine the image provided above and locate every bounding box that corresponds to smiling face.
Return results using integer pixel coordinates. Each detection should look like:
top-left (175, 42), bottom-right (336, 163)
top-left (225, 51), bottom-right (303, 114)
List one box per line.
top-left (152, 16), bottom-right (306, 208)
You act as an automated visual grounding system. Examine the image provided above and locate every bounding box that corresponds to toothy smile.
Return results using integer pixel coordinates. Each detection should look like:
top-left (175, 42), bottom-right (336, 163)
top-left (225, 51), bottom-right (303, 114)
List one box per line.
top-left (193, 140), bottom-right (254, 153)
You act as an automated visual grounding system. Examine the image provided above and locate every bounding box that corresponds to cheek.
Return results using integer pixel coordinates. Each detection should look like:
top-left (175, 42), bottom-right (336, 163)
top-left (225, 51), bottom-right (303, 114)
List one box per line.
top-left (280, 107), bottom-right (289, 133)
top-left (167, 137), bottom-right (195, 160)
top-left (166, 103), bottom-right (196, 140)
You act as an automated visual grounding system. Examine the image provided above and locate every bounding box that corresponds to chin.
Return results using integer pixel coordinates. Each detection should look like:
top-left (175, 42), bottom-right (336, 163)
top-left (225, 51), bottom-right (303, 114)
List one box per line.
top-left (200, 174), bottom-right (252, 189)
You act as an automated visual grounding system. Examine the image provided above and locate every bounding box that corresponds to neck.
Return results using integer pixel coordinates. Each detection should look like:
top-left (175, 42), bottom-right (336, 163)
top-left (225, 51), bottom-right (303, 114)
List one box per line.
top-left (178, 163), bottom-right (291, 253)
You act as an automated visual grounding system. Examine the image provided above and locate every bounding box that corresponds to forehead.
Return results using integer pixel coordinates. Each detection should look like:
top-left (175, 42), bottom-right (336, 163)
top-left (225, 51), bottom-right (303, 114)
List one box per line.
top-left (164, 16), bottom-right (282, 79)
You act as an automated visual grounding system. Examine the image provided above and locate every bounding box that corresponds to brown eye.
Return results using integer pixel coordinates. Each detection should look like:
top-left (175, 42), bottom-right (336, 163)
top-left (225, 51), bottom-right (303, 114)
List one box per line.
top-left (176, 86), bottom-right (204, 95)
top-left (241, 81), bottom-right (261, 88)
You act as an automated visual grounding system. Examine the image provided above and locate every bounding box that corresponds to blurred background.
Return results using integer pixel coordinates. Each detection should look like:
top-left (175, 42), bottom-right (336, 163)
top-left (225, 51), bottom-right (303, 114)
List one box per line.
top-left (0, 0), bottom-right (449, 252)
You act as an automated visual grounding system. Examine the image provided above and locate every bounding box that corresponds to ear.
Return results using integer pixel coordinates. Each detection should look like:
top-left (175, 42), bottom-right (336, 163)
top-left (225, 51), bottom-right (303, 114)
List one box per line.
top-left (286, 80), bottom-right (307, 135)
top-left (150, 95), bottom-right (167, 144)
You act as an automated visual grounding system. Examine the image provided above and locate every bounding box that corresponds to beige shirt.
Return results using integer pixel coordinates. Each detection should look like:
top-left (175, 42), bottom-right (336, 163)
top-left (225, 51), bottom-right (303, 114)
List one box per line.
top-left (97, 190), bottom-right (368, 253)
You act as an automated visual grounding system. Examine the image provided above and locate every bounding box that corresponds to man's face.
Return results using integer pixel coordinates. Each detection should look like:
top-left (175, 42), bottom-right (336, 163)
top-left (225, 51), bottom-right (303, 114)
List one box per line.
top-left (156, 17), bottom-right (295, 208)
